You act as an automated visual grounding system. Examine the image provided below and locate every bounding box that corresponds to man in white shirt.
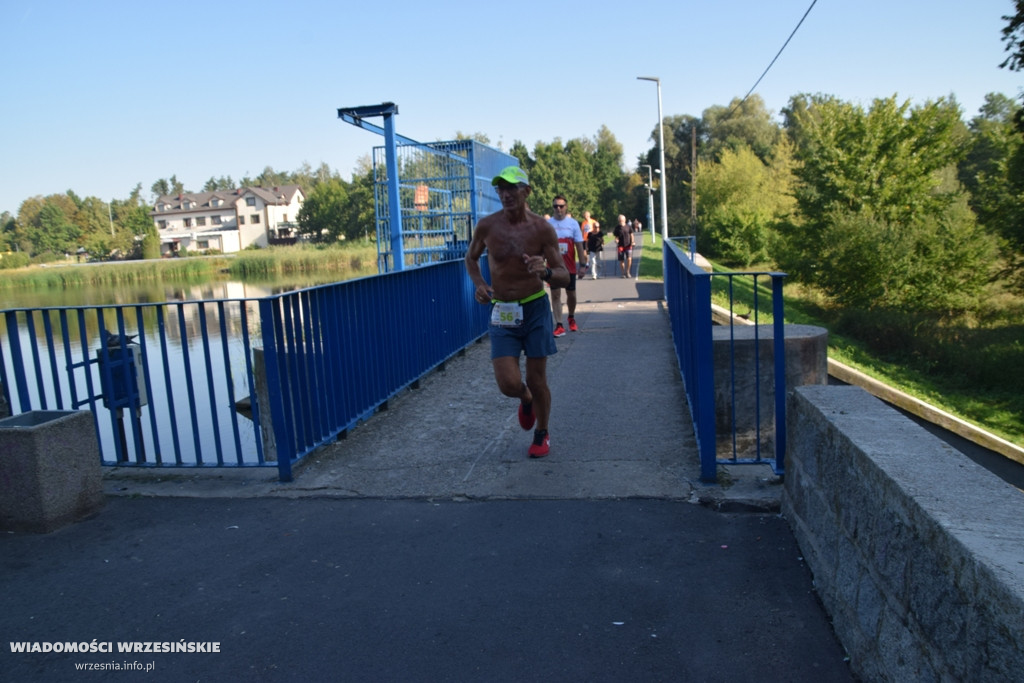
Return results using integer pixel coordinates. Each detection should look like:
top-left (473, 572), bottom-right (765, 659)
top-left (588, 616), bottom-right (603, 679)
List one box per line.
top-left (547, 195), bottom-right (587, 336)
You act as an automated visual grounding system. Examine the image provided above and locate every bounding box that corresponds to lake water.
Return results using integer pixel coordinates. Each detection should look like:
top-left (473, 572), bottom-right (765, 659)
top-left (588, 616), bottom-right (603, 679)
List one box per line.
top-left (0, 274), bottom-right (346, 466)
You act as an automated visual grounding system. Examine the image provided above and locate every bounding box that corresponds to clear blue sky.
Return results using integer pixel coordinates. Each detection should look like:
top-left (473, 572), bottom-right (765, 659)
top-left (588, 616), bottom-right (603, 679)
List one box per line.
top-left (1, 0), bottom-right (1020, 216)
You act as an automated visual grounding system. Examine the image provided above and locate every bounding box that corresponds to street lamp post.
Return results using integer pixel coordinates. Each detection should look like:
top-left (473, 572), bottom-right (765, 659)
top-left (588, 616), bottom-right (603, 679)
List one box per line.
top-left (640, 164), bottom-right (656, 244)
top-left (637, 76), bottom-right (668, 241)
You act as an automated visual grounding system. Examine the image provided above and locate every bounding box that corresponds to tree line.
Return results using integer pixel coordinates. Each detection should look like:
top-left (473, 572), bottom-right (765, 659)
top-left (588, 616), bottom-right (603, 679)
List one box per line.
top-left (0, 162), bottom-right (353, 267)
top-left (683, 91), bottom-right (1022, 318)
top-left (4, 92), bottom-right (1022, 316)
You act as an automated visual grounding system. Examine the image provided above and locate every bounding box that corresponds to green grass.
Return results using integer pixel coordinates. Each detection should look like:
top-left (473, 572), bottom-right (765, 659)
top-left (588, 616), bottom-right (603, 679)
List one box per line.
top-left (648, 244), bottom-right (1024, 448)
top-left (637, 236), bottom-right (664, 280)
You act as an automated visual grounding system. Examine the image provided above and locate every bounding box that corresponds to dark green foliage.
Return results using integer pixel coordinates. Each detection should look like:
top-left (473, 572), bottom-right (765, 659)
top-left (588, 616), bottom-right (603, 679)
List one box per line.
top-left (697, 143), bottom-right (795, 267)
top-left (296, 169), bottom-right (374, 243)
top-left (778, 95), bottom-right (997, 315)
top-left (508, 128), bottom-right (627, 225)
top-left (785, 205), bottom-right (995, 315)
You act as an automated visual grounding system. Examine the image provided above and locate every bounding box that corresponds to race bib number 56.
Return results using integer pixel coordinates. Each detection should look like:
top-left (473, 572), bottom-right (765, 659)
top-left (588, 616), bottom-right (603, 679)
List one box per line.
top-left (491, 302), bottom-right (523, 328)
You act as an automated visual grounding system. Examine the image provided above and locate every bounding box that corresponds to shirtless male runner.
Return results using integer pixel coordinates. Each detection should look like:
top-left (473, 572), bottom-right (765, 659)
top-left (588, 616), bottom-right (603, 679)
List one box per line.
top-left (464, 166), bottom-right (569, 458)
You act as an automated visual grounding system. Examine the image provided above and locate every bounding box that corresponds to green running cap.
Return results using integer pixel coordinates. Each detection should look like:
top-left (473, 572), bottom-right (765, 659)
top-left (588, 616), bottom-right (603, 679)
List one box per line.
top-left (491, 166), bottom-right (529, 187)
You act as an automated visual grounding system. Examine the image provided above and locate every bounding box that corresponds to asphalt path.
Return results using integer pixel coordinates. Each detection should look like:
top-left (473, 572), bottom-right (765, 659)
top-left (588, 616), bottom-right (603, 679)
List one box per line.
top-left (1, 497), bottom-right (853, 682)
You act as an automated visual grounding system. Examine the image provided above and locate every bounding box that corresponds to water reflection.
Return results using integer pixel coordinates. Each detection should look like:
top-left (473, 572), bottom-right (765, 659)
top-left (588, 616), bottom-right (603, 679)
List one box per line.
top-left (0, 274), bottom-right (344, 466)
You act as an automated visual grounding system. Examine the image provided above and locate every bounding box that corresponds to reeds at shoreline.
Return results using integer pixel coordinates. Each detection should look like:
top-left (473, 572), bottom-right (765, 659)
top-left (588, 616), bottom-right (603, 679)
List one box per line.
top-left (0, 244), bottom-right (379, 290)
top-left (227, 243), bottom-right (377, 279)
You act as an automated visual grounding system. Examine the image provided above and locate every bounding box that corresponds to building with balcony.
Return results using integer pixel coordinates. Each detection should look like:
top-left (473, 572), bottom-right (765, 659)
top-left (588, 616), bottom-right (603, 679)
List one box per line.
top-left (150, 185), bottom-right (304, 256)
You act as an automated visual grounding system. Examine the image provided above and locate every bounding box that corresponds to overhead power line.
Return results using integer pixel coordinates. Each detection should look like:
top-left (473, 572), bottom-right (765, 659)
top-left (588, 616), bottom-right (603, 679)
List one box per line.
top-left (726, 0), bottom-right (819, 119)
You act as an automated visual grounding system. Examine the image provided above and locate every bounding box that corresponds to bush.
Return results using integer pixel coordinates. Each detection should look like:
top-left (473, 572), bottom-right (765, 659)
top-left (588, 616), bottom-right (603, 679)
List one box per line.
top-left (787, 206), bottom-right (996, 316)
top-left (0, 252), bottom-right (30, 270)
top-left (141, 234), bottom-right (161, 260)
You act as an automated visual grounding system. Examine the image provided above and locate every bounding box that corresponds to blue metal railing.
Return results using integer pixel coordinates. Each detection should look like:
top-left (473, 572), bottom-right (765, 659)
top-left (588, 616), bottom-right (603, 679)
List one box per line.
top-left (4, 241), bottom-right (785, 486)
top-left (662, 238), bottom-right (787, 481)
top-left (0, 260), bottom-right (489, 481)
top-left (256, 260), bottom-right (488, 480)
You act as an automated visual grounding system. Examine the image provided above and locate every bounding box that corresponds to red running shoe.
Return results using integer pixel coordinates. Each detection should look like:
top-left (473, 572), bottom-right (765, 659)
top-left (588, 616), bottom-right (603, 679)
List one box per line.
top-left (517, 402), bottom-right (535, 431)
top-left (553, 323), bottom-right (566, 338)
top-left (568, 317), bottom-right (578, 332)
top-left (528, 430), bottom-right (550, 458)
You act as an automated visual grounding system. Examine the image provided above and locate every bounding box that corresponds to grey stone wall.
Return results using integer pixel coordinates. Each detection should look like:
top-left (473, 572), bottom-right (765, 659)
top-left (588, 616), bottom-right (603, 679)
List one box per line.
top-left (783, 385), bottom-right (1024, 681)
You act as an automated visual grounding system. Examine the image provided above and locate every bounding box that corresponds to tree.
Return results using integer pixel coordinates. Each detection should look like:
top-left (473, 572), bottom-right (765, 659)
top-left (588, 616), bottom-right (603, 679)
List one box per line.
top-left (454, 131), bottom-right (491, 144)
top-left (788, 95), bottom-right (967, 229)
top-left (591, 126), bottom-right (628, 221)
top-left (779, 95), bottom-right (996, 314)
top-left (805, 201), bottom-right (994, 314)
top-left (254, 166), bottom-right (289, 188)
top-left (641, 113), bottom-right (698, 232)
top-left (702, 94), bottom-right (781, 164)
top-left (639, 97), bottom-right (783, 236)
top-left (0, 211), bottom-right (14, 253)
top-left (697, 142), bottom-right (795, 266)
top-left (337, 168), bottom-right (375, 241)
top-left (26, 202), bottom-right (81, 257)
top-left (959, 93), bottom-right (1024, 291)
top-left (508, 141), bottom-right (531, 170)
top-left (1002, 2), bottom-right (1024, 139)
top-left (526, 138), bottom-right (599, 215)
top-left (297, 179), bottom-right (350, 242)
top-left (1001, 0), bottom-right (1024, 72)
top-left (77, 196), bottom-right (120, 258)
top-left (150, 175), bottom-right (185, 200)
top-left (203, 175), bottom-right (235, 191)
top-left (16, 193), bottom-right (80, 257)
top-left (292, 162), bottom-right (338, 190)
top-left (296, 172), bottom-right (373, 243)
top-left (508, 130), bottom-right (627, 224)
top-left (114, 201), bottom-right (160, 259)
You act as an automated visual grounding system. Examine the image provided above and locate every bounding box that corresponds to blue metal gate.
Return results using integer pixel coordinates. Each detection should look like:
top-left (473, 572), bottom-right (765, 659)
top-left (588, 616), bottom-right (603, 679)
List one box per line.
top-left (338, 102), bottom-right (516, 272)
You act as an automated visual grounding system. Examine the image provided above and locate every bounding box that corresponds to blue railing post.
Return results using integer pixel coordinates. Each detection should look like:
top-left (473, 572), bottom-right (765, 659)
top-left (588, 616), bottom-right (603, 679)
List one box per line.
top-left (381, 107), bottom-right (406, 272)
top-left (258, 298), bottom-right (295, 482)
top-left (772, 274), bottom-right (787, 476)
top-left (4, 310), bottom-right (31, 410)
top-left (693, 271), bottom-right (717, 482)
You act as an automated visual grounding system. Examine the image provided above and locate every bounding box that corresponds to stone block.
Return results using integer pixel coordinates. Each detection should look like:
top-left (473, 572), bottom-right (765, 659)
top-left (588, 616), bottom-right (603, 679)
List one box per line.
top-left (0, 410), bottom-right (104, 533)
top-left (713, 323), bottom-right (827, 458)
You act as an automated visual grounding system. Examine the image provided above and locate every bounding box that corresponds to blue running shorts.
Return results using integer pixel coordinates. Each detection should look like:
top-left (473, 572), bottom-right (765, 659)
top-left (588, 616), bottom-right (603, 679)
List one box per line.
top-left (489, 293), bottom-right (557, 360)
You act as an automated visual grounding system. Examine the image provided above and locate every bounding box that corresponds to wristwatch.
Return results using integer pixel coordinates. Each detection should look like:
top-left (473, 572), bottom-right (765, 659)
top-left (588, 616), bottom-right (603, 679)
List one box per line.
top-left (540, 267), bottom-right (552, 281)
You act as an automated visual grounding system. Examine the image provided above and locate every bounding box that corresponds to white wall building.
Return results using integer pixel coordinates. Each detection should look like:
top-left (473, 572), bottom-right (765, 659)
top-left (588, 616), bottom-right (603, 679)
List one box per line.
top-left (150, 185), bottom-right (304, 256)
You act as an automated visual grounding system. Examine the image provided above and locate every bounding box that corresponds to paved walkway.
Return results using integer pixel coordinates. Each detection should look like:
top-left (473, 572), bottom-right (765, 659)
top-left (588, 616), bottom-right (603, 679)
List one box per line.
top-left (0, 240), bottom-right (855, 682)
